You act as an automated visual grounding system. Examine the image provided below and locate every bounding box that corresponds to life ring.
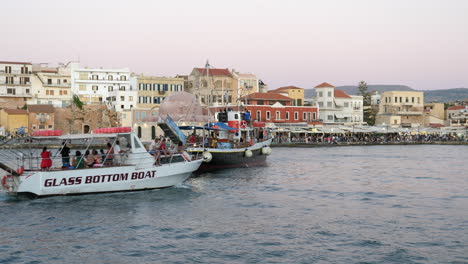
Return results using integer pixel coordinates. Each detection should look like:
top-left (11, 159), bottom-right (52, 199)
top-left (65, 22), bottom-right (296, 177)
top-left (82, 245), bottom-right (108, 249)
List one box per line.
top-left (1, 175), bottom-right (14, 189)
top-left (240, 121), bottom-right (247, 129)
top-left (17, 166), bottom-right (24, 175)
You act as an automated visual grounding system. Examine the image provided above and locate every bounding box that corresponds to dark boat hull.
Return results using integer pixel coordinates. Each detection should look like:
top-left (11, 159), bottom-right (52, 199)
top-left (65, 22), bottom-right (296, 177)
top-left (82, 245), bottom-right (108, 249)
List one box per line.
top-left (187, 138), bottom-right (272, 174)
top-left (196, 147), bottom-right (267, 173)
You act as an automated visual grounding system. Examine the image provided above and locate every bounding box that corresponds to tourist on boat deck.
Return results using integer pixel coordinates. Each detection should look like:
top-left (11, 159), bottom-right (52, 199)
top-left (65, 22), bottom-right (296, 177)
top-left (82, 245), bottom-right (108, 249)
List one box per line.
top-left (189, 134), bottom-right (196, 144)
top-left (113, 140), bottom-right (124, 165)
top-left (100, 149), bottom-right (106, 162)
top-left (91, 150), bottom-right (102, 167)
top-left (149, 138), bottom-right (160, 156)
top-left (84, 150), bottom-right (94, 168)
top-left (105, 143), bottom-right (114, 165)
top-left (71, 151), bottom-right (85, 169)
top-left (40, 147), bottom-right (52, 171)
top-left (60, 141), bottom-right (70, 168)
top-left (154, 138), bottom-right (168, 166)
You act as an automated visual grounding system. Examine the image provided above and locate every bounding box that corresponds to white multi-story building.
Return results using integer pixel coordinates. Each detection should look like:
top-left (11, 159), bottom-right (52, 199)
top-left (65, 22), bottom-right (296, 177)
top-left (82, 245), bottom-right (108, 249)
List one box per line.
top-left (29, 63), bottom-right (72, 107)
top-left (70, 63), bottom-right (137, 111)
top-left (0, 61), bottom-right (33, 108)
top-left (315, 82), bottom-right (364, 124)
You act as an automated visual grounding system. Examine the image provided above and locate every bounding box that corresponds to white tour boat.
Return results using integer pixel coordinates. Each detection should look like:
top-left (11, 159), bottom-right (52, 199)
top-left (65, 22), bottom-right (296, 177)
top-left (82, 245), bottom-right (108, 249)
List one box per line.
top-left (0, 128), bottom-right (202, 198)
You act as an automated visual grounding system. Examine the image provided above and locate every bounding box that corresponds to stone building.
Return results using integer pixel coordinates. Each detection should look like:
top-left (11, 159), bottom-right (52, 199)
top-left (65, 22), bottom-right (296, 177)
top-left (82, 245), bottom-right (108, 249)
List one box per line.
top-left (27, 104), bottom-right (55, 132)
top-left (375, 91), bottom-right (424, 128)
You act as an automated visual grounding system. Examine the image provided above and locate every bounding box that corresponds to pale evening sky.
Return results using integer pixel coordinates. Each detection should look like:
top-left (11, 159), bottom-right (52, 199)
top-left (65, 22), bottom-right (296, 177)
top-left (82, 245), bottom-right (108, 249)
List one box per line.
top-left (1, 0), bottom-right (467, 90)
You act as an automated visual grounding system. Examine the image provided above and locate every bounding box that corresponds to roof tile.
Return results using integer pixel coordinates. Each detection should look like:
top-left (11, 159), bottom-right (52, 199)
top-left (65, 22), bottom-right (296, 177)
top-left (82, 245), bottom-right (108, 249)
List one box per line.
top-left (315, 82), bottom-right (335, 88)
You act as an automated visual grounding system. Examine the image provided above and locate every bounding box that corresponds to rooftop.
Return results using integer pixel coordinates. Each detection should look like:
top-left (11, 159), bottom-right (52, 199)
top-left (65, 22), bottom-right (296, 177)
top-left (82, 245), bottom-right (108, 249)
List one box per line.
top-left (27, 104), bottom-right (55, 113)
top-left (447, 105), bottom-right (466, 111)
top-left (3, 109), bottom-right (28, 115)
top-left (269, 86), bottom-right (304, 93)
top-left (315, 82), bottom-right (335, 88)
top-left (334, 89), bottom-right (352, 99)
top-left (194, 68), bottom-right (232, 77)
top-left (0, 61), bottom-right (32, 65)
top-left (240, 92), bottom-right (292, 101)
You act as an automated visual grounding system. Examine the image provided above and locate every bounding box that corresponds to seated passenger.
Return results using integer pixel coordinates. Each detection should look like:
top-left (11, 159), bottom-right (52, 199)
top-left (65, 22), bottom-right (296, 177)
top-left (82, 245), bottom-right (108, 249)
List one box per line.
top-left (71, 151), bottom-right (85, 169)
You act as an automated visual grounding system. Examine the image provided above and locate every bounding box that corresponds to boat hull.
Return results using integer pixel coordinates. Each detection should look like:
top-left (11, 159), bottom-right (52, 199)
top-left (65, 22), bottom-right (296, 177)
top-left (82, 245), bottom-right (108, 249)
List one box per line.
top-left (4, 160), bottom-right (202, 197)
top-left (188, 139), bottom-right (272, 173)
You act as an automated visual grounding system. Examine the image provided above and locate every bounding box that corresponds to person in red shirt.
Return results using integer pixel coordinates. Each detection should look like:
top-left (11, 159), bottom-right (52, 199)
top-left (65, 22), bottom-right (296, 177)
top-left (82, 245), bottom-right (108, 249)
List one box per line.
top-left (40, 147), bottom-right (52, 171)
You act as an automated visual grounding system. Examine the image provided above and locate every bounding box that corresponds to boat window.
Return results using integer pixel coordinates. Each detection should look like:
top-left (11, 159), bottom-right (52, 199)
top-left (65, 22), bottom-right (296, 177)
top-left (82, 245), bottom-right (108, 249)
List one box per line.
top-left (133, 136), bottom-right (142, 149)
top-left (235, 114), bottom-right (238, 120)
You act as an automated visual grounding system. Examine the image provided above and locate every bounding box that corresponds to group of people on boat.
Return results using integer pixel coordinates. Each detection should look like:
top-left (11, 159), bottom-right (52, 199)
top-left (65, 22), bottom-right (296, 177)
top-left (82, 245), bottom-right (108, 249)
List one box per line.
top-left (148, 137), bottom-right (185, 166)
top-left (39, 140), bottom-right (126, 171)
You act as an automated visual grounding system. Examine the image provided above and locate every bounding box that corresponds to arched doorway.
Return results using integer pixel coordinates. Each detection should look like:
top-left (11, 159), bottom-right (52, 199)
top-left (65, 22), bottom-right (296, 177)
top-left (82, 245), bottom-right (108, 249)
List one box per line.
top-left (83, 125), bottom-right (90, 134)
top-left (137, 126), bottom-right (142, 138)
top-left (151, 126), bottom-right (156, 139)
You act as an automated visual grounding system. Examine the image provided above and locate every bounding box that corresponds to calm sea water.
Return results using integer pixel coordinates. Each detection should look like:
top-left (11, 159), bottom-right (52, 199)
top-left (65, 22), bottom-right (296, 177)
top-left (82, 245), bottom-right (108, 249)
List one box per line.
top-left (1, 145), bottom-right (467, 264)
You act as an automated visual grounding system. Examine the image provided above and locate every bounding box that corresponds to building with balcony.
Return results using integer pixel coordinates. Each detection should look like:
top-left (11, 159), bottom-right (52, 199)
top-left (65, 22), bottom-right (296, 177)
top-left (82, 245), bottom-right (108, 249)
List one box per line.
top-left (70, 62), bottom-right (136, 111)
top-left (0, 61), bottom-right (33, 108)
top-left (268, 86), bottom-right (305, 106)
top-left (28, 63), bottom-right (72, 107)
top-left (235, 73), bottom-right (260, 101)
top-left (27, 104), bottom-right (55, 132)
top-left (375, 91), bottom-right (424, 127)
top-left (314, 82), bottom-right (364, 124)
top-left (136, 75), bottom-right (184, 109)
top-left (446, 105), bottom-right (468, 127)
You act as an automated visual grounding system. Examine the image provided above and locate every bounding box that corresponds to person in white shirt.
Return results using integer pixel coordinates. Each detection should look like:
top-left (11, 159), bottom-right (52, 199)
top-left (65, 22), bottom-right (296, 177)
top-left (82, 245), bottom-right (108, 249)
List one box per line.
top-left (113, 140), bottom-right (124, 165)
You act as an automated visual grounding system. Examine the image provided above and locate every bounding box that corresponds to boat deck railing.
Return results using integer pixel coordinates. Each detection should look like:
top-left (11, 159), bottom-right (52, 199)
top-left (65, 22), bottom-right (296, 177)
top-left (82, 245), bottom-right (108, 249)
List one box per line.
top-left (0, 150), bottom-right (200, 174)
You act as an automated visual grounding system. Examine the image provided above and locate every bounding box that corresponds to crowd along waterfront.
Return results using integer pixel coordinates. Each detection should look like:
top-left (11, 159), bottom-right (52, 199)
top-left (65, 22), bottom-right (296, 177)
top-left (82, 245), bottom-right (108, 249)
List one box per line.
top-left (0, 145), bottom-right (467, 263)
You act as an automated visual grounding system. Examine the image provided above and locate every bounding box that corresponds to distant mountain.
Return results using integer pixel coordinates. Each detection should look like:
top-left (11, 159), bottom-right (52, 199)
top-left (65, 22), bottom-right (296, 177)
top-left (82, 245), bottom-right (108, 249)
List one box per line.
top-left (422, 88), bottom-right (468, 103)
top-left (304, 85), bottom-right (468, 103)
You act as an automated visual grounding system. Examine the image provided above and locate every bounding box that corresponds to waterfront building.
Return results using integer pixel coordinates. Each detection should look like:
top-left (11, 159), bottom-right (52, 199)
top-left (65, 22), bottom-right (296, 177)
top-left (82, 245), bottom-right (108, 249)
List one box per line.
top-left (136, 75), bottom-right (184, 109)
top-left (314, 82), bottom-right (364, 124)
top-left (29, 63), bottom-right (72, 107)
top-left (446, 105), bottom-right (468, 127)
top-left (70, 63), bottom-right (136, 112)
top-left (0, 109), bottom-right (29, 134)
top-left (187, 66), bottom-right (261, 107)
top-left (27, 104), bottom-right (55, 132)
top-left (375, 91), bottom-right (424, 128)
top-left (268, 86), bottom-right (305, 106)
top-left (0, 61), bottom-right (32, 109)
top-left (236, 92), bottom-right (319, 127)
top-left (188, 67), bottom-right (237, 106)
top-left (423, 103), bottom-right (445, 127)
top-left (236, 73), bottom-right (261, 102)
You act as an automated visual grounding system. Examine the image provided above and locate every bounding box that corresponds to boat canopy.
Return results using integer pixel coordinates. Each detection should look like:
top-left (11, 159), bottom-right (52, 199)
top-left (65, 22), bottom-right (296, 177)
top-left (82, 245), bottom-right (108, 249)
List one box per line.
top-left (30, 132), bottom-right (131, 140)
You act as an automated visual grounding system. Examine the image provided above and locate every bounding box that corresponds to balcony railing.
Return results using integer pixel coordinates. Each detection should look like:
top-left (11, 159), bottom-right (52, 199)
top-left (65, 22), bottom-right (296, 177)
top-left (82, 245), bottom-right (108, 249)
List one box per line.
top-left (396, 111), bottom-right (423, 116)
top-left (44, 83), bottom-right (71, 87)
top-left (2, 82), bottom-right (31, 86)
top-left (0, 70), bottom-right (31, 75)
